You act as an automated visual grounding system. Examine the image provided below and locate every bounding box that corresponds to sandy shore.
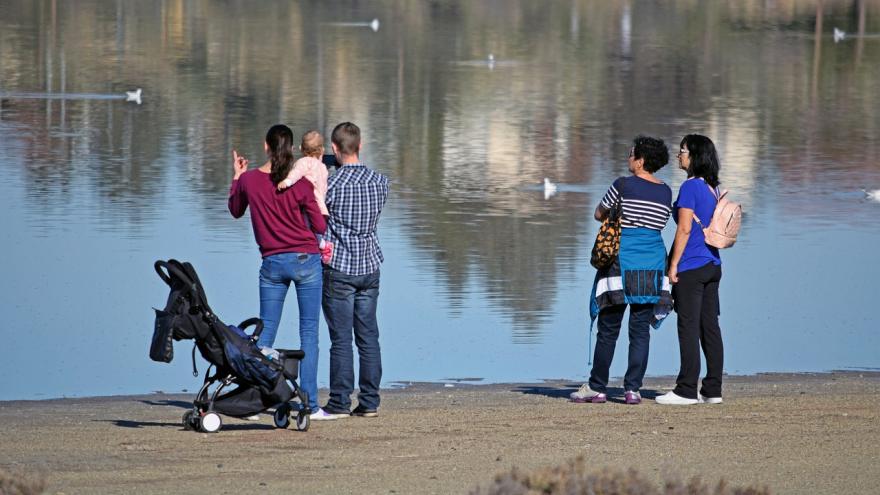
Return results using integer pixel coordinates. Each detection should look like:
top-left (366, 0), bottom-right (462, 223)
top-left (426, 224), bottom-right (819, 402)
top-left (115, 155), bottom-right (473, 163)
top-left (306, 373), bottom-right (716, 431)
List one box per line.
top-left (1, 371), bottom-right (878, 494)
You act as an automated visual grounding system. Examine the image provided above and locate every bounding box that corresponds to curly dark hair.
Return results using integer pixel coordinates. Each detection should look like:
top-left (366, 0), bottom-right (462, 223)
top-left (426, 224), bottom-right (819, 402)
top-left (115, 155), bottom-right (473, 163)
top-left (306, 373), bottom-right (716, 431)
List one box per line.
top-left (680, 134), bottom-right (720, 188)
top-left (632, 135), bottom-right (669, 173)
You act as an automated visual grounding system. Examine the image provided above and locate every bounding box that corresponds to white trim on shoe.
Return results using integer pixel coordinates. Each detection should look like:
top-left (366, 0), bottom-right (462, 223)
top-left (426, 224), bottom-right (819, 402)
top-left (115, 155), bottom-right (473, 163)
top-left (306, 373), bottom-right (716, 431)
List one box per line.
top-left (321, 407), bottom-right (352, 419)
top-left (655, 391), bottom-right (699, 405)
top-left (309, 407), bottom-right (339, 421)
top-left (698, 394), bottom-right (723, 404)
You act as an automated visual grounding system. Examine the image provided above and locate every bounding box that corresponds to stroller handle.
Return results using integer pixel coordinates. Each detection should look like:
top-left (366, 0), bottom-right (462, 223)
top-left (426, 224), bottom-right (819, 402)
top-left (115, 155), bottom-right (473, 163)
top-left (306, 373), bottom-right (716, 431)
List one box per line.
top-left (154, 260), bottom-right (173, 285)
top-left (237, 318), bottom-right (264, 341)
top-left (154, 260), bottom-right (192, 288)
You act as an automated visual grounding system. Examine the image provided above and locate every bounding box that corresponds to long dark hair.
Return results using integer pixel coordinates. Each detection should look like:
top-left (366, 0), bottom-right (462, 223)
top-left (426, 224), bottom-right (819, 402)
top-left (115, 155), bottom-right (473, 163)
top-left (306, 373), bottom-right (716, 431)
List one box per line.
top-left (681, 134), bottom-right (720, 188)
top-left (266, 124), bottom-right (295, 186)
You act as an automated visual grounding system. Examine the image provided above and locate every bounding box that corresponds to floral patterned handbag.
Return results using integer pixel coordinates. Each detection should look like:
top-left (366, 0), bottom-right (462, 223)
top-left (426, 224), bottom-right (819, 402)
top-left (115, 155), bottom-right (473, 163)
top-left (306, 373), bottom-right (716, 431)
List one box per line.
top-left (590, 202), bottom-right (622, 269)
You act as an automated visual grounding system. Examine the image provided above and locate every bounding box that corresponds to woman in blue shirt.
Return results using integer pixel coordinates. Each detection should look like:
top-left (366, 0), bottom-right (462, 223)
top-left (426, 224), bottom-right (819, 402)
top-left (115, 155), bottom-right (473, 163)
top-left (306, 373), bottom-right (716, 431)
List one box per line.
top-left (571, 136), bottom-right (673, 406)
top-left (657, 134), bottom-right (724, 405)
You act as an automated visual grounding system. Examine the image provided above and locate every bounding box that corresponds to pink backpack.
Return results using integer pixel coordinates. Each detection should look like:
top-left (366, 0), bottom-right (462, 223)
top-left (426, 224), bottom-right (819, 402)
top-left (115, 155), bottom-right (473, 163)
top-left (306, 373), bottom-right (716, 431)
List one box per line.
top-left (693, 184), bottom-right (742, 249)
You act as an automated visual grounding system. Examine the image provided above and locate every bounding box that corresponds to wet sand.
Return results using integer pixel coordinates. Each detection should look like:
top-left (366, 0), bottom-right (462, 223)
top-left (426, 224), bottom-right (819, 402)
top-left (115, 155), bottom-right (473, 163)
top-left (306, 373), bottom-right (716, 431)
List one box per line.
top-left (1, 371), bottom-right (878, 494)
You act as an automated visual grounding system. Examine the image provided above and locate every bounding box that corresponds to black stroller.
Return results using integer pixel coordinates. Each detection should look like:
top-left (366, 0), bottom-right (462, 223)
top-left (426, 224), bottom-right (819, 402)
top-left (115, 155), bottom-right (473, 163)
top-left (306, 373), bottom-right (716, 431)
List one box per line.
top-left (150, 259), bottom-right (310, 433)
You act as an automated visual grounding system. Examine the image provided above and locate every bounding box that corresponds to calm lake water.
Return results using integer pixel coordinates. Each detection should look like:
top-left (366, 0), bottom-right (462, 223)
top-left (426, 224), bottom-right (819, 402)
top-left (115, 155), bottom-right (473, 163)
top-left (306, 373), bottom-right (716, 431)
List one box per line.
top-left (1, 0), bottom-right (878, 400)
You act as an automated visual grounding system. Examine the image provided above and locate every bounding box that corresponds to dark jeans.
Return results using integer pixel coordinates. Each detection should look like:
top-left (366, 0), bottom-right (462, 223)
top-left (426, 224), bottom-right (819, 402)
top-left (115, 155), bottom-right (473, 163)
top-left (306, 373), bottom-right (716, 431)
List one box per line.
top-left (322, 267), bottom-right (382, 411)
top-left (589, 303), bottom-right (653, 393)
top-left (672, 262), bottom-right (723, 400)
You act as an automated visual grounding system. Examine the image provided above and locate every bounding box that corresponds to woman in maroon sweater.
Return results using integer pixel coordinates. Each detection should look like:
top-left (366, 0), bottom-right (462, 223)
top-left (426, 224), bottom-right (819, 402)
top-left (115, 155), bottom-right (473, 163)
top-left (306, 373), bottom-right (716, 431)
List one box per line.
top-left (228, 124), bottom-right (331, 420)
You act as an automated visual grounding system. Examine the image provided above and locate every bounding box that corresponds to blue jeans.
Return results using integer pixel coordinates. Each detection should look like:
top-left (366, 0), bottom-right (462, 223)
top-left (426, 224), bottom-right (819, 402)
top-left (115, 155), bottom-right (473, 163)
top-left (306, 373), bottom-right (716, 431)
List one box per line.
top-left (588, 303), bottom-right (653, 393)
top-left (322, 267), bottom-right (382, 411)
top-left (258, 253), bottom-right (322, 410)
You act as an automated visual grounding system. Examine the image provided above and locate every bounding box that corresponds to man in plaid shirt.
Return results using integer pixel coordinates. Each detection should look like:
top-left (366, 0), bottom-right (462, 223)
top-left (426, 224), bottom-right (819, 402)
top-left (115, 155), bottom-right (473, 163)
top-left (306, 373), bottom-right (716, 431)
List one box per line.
top-left (321, 122), bottom-right (389, 418)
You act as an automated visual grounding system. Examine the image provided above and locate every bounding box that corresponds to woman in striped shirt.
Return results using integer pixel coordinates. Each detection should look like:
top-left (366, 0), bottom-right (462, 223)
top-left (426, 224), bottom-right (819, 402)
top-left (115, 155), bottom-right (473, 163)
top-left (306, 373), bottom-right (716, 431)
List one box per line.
top-left (571, 136), bottom-right (673, 405)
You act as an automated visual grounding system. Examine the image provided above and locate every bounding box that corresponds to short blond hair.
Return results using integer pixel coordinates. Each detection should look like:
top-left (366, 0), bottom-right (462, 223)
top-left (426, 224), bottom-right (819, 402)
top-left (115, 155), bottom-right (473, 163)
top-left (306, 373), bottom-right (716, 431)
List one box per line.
top-left (300, 130), bottom-right (324, 158)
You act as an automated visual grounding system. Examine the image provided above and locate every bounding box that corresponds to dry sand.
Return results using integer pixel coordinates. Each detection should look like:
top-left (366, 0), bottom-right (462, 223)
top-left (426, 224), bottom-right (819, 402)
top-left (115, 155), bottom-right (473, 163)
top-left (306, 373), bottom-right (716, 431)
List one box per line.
top-left (1, 371), bottom-right (878, 494)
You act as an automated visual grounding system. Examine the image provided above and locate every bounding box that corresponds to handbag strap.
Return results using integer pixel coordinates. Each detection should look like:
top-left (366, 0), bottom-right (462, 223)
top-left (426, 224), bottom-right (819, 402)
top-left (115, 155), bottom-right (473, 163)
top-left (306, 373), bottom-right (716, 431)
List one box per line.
top-left (610, 178), bottom-right (624, 218)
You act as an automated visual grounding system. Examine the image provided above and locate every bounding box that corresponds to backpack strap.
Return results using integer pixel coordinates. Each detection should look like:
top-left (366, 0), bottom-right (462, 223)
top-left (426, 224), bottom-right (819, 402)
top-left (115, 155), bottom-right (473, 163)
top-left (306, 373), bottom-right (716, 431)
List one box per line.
top-left (709, 184), bottom-right (729, 201)
top-left (692, 182), bottom-right (722, 228)
top-left (705, 182), bottom-right (720, 200)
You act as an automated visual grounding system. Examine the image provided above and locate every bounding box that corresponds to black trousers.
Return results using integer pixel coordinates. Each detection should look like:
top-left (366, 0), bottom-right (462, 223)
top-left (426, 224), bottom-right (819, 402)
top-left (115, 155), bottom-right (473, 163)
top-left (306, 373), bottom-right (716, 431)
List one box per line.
top-left (671, 263), bottom-right (723, 400)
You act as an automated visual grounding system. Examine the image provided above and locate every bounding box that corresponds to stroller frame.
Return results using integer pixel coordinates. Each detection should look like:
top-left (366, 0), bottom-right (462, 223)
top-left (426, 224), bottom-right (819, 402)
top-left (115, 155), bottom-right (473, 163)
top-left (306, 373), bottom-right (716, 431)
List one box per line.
top-left (152, 259), bottom-right (312, 433)
top-left (182, 320), bottom-right (311, 434)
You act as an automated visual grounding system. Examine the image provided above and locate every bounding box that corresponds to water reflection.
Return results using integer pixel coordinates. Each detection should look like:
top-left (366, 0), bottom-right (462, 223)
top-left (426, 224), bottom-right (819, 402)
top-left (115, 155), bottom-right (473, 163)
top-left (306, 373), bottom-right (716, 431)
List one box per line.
top-left (1, 0), bottom-right (879, 399)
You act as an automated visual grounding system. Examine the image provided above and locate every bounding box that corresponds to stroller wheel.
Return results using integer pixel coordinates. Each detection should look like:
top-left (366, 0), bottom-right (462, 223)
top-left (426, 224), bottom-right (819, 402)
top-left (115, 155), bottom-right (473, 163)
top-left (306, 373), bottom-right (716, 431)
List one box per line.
top-left (295, 411), bottom-right (310, 432)
top-left (199, 412), bottom-right (222, 433)
top-left (182, 410), bottom-right (196, 430)
top-left (273, 404), bottom-right (291, 429)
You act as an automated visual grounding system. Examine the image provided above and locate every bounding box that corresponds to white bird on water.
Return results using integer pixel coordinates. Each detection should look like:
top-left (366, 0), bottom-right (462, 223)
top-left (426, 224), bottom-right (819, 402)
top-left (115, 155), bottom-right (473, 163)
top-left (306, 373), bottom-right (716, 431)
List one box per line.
top-left (864, 189), bottom-right (880, 202)
top-left (833, 27), bottom-right (846, 43)
top-left (325, 19), bottom-right (379, 32)
top-left (0, 88), bottom-right (143, 104)
top-left (487, 53), bottom-right (495, 70)
top-left (543, 178), bottom-right (557, 200)
top-left (125, 88), bottom-right (142, 104)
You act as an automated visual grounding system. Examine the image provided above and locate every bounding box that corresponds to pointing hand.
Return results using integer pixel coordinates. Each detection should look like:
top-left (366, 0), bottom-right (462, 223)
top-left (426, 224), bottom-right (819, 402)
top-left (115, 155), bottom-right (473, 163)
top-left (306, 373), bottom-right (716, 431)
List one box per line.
top-left (232, 150), bottom-right (249, 179)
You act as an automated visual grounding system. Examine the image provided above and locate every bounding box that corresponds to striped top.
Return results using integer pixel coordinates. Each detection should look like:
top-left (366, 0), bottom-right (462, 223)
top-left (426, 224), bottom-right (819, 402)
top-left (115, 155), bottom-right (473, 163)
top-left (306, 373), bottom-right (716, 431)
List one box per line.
top-left (600, 176), bottom-right (672, 231)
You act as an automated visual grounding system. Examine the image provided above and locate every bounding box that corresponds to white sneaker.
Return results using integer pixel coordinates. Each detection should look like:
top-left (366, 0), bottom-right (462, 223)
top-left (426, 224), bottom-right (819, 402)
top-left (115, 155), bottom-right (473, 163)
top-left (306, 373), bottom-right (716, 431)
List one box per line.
top-left (309, 408), bottom-right (338, 421)
top-left (699, 394), bottom-right (723, 404)
top-left (242, 414), bottom-right (261, 421)
top-left (569, 384), bottom-right (607, 403)
top-left (655, 391), bottom-right (699, 405)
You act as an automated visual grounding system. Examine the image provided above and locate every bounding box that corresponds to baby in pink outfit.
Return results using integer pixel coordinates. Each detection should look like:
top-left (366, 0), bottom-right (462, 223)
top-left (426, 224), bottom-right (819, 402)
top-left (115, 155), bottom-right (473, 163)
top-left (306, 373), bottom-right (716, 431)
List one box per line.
top-left (277, 130), bottom-right (333, 261)
top-left (278, 130), bottom-right (329, 215)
